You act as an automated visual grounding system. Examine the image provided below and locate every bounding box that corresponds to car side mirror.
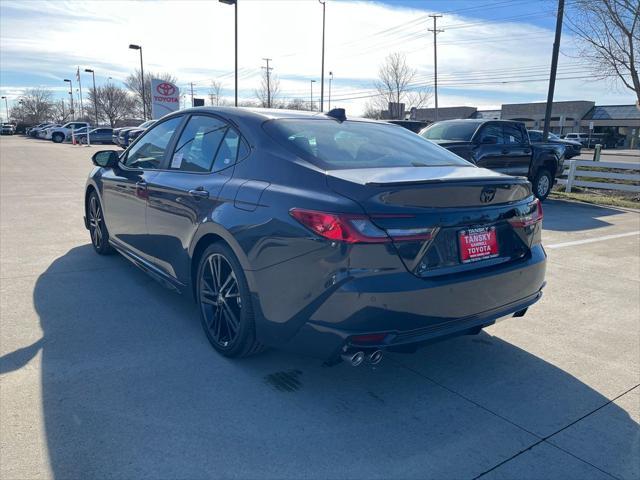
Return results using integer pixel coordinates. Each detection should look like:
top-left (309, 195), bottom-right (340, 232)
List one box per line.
top-left (480, 135), bottom-right (498, 145)
top-left (91, 150), bottom-right (120, 168)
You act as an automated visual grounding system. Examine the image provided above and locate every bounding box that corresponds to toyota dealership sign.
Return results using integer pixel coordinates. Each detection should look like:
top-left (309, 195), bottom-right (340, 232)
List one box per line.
top-left (151, 78), bottom-right (180, 119)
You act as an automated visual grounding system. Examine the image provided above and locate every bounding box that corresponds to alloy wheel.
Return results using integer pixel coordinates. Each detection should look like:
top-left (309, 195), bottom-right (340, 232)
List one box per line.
top-left (88, 196), bottom-right (103, 249)
top-left (199, 253), bottom-right (242, 347)
top-left (537, 174), bottom-right (550, 197)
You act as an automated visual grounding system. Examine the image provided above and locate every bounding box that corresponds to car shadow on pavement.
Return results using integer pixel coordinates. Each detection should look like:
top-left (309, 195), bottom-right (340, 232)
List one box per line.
top-left (542, 199), bottom-right (629, 232)
top-left (21, 245), bottom-right (639, 479)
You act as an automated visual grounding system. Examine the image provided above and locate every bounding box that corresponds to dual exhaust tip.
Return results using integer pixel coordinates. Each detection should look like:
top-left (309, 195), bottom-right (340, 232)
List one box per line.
top-left (341, 349), bottom-right (383, 367)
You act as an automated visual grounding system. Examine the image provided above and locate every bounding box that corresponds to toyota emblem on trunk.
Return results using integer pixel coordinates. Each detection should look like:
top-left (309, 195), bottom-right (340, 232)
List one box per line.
top-left (480, 187), bottom-right (496, 203)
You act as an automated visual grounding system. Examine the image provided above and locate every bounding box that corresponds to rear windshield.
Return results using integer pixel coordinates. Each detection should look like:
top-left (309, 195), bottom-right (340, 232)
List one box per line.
top-left (263, 119), bottom-right (470, 169)
top-left (420, 122), bottom-right (480, 141)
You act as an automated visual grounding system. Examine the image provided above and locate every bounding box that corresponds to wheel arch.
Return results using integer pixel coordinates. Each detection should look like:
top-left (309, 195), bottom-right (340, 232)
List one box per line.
top-left (188, 225), bottom-right (252, 301)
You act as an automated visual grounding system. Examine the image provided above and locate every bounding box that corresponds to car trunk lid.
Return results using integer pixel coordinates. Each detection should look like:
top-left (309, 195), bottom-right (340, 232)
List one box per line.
top-left (326, 166), bottom-right (539, 277)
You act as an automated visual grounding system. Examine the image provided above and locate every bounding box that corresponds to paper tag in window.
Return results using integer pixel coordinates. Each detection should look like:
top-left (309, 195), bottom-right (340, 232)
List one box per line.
top-left (170, 152), bottom-right (183, 169)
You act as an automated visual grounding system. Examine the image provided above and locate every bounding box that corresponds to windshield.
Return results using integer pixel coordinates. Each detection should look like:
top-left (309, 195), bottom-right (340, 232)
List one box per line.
top-left (263, 119), bottom-right (471, 170)
top-left (420, 122), bottom-right (479, 141)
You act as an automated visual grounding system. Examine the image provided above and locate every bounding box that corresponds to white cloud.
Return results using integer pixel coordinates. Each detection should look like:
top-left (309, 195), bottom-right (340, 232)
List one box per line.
top-left (0, 0), bottom-right (635, 113)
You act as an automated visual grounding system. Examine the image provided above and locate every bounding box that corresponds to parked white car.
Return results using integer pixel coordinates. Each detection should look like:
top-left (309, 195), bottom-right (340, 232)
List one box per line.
top-left (37, 124), bottom-right (61, 138)
top-left (47, 121), bottom-right (91, 143)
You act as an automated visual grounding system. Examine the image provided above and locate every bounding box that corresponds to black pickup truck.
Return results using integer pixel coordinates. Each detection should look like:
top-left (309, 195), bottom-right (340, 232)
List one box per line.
top-left (420, 119), bottom-right (565, 200)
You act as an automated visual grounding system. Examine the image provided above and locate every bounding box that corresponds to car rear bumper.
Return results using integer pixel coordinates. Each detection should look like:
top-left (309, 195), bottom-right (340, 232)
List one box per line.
top-left (256, 244), bottom-right (547, 360)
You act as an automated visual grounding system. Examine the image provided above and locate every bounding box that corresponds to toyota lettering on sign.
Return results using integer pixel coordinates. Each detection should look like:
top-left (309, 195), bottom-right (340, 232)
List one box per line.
top-left (151, 78), bottom-right (180, 119)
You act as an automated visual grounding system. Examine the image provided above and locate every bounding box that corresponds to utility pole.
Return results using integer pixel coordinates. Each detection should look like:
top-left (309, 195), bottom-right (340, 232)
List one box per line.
top-left (190, 82), bottom-right (195, 107)
top-left (262, 58), bottom-right (272, 108)
top-left (542, 0), bottom-right (564, 141)
top-left (319, 0), bottom-right (326, 112)
top-left (428, 14), bottom-right (443, 122)
top-left (310, 79), bottom-right (316, 111)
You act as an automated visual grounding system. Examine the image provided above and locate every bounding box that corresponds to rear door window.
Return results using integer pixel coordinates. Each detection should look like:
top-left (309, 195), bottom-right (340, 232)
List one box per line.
top-left (169, 115), bottom-right (241, 173)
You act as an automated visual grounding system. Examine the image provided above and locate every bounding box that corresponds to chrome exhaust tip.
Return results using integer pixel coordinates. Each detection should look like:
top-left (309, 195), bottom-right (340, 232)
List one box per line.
top-left (341, 351), bottom-right (365, 367)
top-left (366, 350), bottom-right (383, 365)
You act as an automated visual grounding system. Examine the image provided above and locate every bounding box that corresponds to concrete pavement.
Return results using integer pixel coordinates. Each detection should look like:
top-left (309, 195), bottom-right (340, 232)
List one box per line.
top-left (1, 136), bottom-right (638, 479)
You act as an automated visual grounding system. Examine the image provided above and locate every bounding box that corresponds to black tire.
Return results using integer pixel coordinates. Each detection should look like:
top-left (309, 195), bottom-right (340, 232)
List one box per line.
top-left (532, 167), bottom-right (552, 201)
top-left (52, 133), bottom-right (64, 143)
top-left (196, 243), bottom-right (263, 358)
top-left (87, 191), bottom-right (114, 255)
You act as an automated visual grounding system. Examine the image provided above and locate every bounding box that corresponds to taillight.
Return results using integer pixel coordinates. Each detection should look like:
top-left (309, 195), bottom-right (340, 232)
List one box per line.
top-left (289, 208), bottom-right (435, 244)
top-left (508, 199), bottom-right (543, 228)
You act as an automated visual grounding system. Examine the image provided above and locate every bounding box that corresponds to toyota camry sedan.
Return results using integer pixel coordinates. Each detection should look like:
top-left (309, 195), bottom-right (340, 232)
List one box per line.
top-left (84, 107), bottom-right (546, 366)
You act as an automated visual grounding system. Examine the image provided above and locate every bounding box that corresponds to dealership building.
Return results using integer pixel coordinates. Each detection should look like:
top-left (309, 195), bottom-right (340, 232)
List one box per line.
top-left (408, 101), bottom-right (640, 148)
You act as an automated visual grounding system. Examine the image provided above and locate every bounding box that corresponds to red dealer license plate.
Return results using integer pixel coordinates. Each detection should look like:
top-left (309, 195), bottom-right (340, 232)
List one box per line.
top-left (458, 226), bottom-right (499, 263)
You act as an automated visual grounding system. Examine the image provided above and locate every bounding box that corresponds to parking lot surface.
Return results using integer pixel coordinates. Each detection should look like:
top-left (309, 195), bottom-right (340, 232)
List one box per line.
top-left (1, 136), bottom-right (638, 480)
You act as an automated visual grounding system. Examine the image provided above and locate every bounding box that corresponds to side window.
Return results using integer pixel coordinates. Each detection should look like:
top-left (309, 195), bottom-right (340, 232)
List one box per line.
top-left (477, 124), bottom-right (504, 144)
top-left (528, 131), bottom-right (542, 142)
top-left (503, 124), bottom-right (525, 144)
top-left (211, 128), bottom-right (241, 171)
top-left (170, 115), bottom-right (233, 173)
top-left (124, 116), bottom-right (182, 170)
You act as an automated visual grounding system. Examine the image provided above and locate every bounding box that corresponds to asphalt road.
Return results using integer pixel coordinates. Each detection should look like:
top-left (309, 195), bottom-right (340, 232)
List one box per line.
top-left (1, 136), bottom-right (639, 480)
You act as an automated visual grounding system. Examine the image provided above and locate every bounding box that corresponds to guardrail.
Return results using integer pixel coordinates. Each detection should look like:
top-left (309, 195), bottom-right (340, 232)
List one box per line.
top-left (557, 160), bottom-right (640, 193)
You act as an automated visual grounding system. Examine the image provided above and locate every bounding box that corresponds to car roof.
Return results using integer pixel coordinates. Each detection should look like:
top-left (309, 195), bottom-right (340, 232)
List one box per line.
top-left (168, 106), bottom-right (381, 124)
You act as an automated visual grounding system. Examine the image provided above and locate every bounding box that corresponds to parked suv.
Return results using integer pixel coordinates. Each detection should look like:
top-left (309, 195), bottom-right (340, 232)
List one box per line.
top-left (48, 121), bottom-right (91, 143)
top-left (420, 119), bottom-right (565, 200)
top-left (1, 123), bottom-right (15, 135)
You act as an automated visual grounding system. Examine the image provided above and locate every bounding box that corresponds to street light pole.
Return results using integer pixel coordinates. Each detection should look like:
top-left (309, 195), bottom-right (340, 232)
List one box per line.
top-left (64, 79), bottom-right (74, 119)
top-left (328, 71), bottom-right (333, 111)
top-left (1, 96), bottom-right (9, 122)
top-left (219, 0), bottom-right (238, 107)
top-left (310, 80), bottom-right (316, 111)
top-left (85, 69), bottom-right (98, 126)
top-left (129, 44), bottom-right (146, 120)
top-left (319, 0), bottom-right (326, 112)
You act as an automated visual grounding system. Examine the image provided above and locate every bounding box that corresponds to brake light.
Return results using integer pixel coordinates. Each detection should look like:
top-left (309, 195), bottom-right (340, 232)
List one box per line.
top-left (290, 208), bottom-right (435, 244)
top-left (508, 199), bottom-right (543, 228)
top-left (290, 209), bottom-right (388, 243)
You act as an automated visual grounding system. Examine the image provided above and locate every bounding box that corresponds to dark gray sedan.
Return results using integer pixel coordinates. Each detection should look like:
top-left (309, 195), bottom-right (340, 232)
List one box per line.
top-left (78, 128), bottom-right (114, 144)
top-left (84, 107), bottom-right (546, 366)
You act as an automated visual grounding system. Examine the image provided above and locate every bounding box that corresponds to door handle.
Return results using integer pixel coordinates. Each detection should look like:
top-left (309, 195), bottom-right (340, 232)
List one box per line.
top-left (188, 188), bottom-right (209, 199)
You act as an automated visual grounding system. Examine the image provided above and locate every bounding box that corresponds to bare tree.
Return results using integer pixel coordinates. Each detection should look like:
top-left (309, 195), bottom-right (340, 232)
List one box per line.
top-left (284, 98), bottom-right (307, 110)
top-left (51, 99), bottom-right (72, 123)
top-left (15, 88), bottom-right (54, 124)
top-left (208, 80), bottom-right (224, 106)
top-left (372, 52), bottom-right (432, 119)
top-left (362, 100), bottom-right (383, 119)
top-left (566, 0), bottom-right (640, 104)
top-left (254, 69), bottom-right (281, 108)
top-left (90, 85), bottom-right (136, 127)
top-left (125, 70), bottom-right (177, 118)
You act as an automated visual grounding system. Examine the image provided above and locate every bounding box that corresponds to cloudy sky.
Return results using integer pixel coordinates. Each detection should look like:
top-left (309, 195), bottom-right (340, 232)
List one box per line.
top-left (0, 0), bottom-right (635, 116)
